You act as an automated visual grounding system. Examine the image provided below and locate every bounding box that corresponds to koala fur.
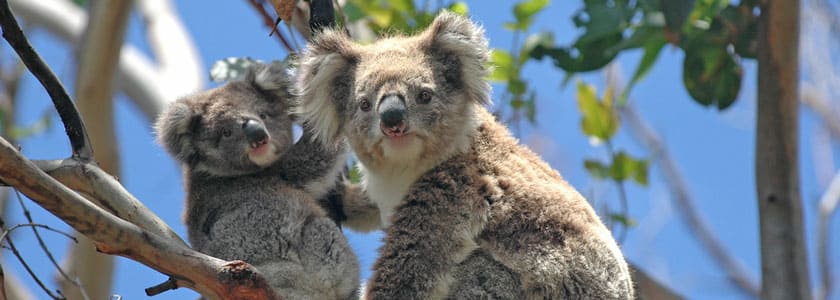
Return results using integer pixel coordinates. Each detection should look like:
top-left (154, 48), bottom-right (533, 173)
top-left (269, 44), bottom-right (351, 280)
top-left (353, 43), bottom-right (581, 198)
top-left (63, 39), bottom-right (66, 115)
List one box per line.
top-left (296, 12), bottom-right (634, 300)
top-left (155, 63), bottom-right (359, 300)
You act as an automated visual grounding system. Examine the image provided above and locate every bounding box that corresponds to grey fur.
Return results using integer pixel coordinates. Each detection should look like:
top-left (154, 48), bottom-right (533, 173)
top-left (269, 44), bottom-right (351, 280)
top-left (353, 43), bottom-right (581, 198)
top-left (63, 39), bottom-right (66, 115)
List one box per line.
top-left (296, 12), bottom-right (634, 300)
top-left (155, 63), bottom-right (359, 300)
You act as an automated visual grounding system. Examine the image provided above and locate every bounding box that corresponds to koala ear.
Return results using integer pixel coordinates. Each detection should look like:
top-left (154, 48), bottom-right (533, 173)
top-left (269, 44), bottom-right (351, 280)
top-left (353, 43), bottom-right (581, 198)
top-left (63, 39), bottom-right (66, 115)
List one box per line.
top-left (155, 100), bottom-right (202, 165)
top-left (295, 29), bottom-right (358, 145)
top-left (246, 61), bottom-right (294, 102)
top-left (422, 11), bottom-right (492, 105)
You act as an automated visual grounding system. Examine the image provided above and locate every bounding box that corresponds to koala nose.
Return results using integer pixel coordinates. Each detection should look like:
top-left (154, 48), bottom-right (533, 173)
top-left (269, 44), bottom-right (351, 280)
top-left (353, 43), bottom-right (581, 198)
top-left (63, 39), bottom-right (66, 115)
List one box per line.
top-left (243, 119), bottom-right (268, 147)
top-left (379, 94), bottom-right (406, 129)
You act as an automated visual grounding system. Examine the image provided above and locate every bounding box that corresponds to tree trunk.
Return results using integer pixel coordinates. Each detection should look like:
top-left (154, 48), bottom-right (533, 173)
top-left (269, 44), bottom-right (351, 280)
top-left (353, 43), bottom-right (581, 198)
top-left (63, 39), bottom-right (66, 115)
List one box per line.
top-left (755, 0), bottom-right (811, 299)
top-left (61, 1), bottom-right (132, 299)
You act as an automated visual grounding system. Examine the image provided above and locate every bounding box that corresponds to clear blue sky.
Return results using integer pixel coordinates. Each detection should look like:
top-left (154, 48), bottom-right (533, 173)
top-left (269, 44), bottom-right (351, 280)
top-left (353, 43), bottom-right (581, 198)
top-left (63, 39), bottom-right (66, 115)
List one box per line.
top-left (6, 1), bottom-right (838, 299)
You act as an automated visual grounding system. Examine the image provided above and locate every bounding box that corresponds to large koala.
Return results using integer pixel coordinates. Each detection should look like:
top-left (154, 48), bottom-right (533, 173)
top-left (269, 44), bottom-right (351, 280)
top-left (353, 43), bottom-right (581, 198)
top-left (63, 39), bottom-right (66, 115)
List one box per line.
top-left (296, 12), bottom-right (634, 299)
top-left (155, 63), bottom-right (359, 300)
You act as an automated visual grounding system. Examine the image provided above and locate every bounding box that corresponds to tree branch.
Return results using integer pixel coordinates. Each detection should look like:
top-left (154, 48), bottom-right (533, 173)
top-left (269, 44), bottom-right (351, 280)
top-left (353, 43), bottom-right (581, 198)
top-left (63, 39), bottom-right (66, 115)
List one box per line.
top-left (0, 138), bottom-right (279, 299)
top-left (756, 0), bottom-right (811, 298)
top-left (817, 171), bottom-right (840, 300)
top-left (0, 0), bottom-right (92, 159)
top-left (620, 105), bottom-right (760, 297)
top-left (62, 1), bottom-right (134, 298)
top-left (8, 0), bottom-right (203, 120)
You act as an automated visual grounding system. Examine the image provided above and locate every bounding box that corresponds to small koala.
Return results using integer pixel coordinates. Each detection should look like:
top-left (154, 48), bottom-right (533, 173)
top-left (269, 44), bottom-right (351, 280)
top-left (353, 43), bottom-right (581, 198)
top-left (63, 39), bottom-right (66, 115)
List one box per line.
top-left (296, 12), bottom-right (634, 300)
top-left (155, 62), bottom-right (359, 300)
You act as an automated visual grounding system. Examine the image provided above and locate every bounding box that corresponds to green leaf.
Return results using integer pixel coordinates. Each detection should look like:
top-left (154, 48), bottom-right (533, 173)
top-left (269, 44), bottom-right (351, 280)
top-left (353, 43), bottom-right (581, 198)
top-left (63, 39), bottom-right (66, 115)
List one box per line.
top-left (488, 49), bottom-right (514, 82)
top-left (576, 82), bottom-right (618, 140)
top-left (662, 0), bottom-right (696, 32)
top-left (575, 1), bottom-right (631, 45)
top-left (514, 0), bottom-right (550, 24)
top-left (520, 31), bottom-right (554, 64)
top-left (349, 162), bottom-right (362, 184)
top-left (682, 44), bottom-right (742, 109)
top-left (621, 34), bottom-right (666, 103)
top-left (343, 2), bottom-right (367, 22)
top-left (386, 0), bottom-right (414, 12)
top-left (609, 151), bottom-right (649, 186)
top-left (447, 2), bottom-right (469, 15)
top-left (609, 213), bottom-right (637, 227)
top-left (584, 159), bottom-right (611, 180)
top-left (507, 78), bottom-right (527, 96)
top-left (525, 92), bottom-right (537, 123)
top-left (531, 32), bottom-right (623, 72)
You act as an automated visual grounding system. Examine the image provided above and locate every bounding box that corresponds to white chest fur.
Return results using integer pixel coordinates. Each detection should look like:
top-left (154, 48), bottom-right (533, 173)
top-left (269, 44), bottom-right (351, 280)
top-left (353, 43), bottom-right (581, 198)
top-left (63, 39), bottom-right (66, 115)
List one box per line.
top-left (361, 166), bottom-right (422, 227)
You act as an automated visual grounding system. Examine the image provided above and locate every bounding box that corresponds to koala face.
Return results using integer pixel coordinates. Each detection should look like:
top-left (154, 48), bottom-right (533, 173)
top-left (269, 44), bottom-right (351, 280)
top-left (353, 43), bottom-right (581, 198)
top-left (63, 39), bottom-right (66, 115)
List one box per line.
top-left (297, 12), bottom-right (491, 170)
top-left (156, 64), bottom-right (295, 177)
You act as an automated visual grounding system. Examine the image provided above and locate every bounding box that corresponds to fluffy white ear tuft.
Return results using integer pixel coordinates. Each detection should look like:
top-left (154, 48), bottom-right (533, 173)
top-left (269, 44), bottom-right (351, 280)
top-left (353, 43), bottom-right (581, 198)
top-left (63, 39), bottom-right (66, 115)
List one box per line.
top-left (294, 29), bottom-right (358, 145)
top-left (155, 100), bottom-right (200, 164)
top-left (250, 61), bottom-right (293, 92)
top-left (422, 11), bottom-right (492, 105)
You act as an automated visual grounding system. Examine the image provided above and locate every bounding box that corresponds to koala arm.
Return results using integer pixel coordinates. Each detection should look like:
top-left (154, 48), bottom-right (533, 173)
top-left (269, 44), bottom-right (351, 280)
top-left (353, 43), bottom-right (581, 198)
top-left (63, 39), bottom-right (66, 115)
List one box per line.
top-left (338, 181), bottom-right (381, 232)
top-left (275, 128), bottom-right (347, 198)
top-left (364, 171), bottom-right (485, 300)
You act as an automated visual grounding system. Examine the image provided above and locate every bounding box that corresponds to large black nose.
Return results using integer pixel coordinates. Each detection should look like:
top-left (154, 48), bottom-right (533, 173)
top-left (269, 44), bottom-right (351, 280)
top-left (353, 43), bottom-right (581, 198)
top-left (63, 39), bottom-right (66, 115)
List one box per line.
top-left (379, 94), bottom-right (406, 128)
top-left (243, 119), bottom-right (268, 145)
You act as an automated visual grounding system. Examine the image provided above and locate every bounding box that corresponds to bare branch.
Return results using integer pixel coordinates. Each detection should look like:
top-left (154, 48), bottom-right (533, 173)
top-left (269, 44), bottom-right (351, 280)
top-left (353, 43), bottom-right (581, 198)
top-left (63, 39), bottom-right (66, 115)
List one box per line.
top-left (0, 137), bottom-right (280, 299)
top-left (8, 0), bottom-right (203, 120)
top-left (1, 225), bottom-right (63, 300)
top-left (801, 85), bottom-right (840, 141)
top-left (245, 0), bottom-right (295, 51)
top-left (0, 0), bottom-right (92, 159)
top-left (756, 1), bottom-right (811, 298)
top-left (11, 190), bottom-right (83, 299)
top-left (620, 105), bottom-right (760, 297)
top-left (31, 159), bottom-right (186, 244)
top-left (817, 171), bottom-right (840, 300)
top-left (136, 0), bottom-right (204, 97)
top-left (63, 1), bottom-right (134, 298)
top-left (629, 264), bottom-right (682, 300)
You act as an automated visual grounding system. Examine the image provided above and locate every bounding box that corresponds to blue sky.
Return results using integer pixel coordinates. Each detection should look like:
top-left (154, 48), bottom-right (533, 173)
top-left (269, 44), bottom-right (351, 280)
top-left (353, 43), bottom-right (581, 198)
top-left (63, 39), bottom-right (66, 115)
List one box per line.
top-left (5, 1), bottom-right (839, 299)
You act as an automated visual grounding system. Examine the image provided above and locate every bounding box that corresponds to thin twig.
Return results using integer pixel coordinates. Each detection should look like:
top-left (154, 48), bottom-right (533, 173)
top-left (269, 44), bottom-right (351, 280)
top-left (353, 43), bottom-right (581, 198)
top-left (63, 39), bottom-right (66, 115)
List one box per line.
top-left (245, 0), bottom-right (295, 51)
top-left (12, 190), bottom-right (89, 300)
top-left (620, 105), bottom-right (760, 297)
top-left (0, 0), bottom-right (91, 160)
top-left (1, 223), bottom-right (65, 300)
top-left (605, 140), bottom-right (630, 244)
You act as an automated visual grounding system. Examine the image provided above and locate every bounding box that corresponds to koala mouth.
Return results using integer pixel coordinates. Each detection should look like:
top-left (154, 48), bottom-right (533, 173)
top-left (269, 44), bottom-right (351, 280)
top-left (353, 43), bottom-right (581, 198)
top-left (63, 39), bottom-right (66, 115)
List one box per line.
top-left (380, 121), bottom-right (408, 138)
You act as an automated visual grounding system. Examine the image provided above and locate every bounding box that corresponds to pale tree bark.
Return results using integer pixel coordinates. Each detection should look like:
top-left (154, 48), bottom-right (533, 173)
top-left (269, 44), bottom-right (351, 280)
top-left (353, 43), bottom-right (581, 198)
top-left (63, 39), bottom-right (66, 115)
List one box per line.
top-left (755, 0), bottom-right (811, 299)
top-left (0, 1), bottom-right (279, 296)
top-left (8, 0), bottom-right (204, 120)
top-left (58, 1), bottom-right (133, 299)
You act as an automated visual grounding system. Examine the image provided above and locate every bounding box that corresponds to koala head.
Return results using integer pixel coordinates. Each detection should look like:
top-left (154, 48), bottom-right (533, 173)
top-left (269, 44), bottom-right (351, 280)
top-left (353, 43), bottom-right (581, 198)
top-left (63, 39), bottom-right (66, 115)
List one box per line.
top-left (296, 12), bottom-right (491, 170)
top-left (156, 63), bottom-right (295, 177)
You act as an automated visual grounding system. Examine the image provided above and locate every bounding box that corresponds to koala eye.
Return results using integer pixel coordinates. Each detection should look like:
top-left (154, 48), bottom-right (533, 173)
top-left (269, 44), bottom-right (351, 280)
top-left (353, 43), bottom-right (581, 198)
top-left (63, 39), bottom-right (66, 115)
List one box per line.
top-left (221, 128), bottom-right (232, 137)
top-left (259, 113), bottom-right (268, 120)
top-left (417, 90), bottom-right (433, 104)
top-left (359, 98), bottom-right (372, 112)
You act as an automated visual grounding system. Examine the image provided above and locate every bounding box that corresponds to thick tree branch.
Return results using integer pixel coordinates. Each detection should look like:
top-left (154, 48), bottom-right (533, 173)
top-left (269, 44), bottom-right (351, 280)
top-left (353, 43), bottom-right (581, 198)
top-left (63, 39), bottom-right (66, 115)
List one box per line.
top-left (756, 0), bottom-right (811, 299)
top-left (0, 0), bottom-right (91, 159)
top-left (620, 105), bottom-right (760, 297)
top-left (0, 138), bottom-right (279, 299)
top-left (31, 159), bottom-right (185, 244)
